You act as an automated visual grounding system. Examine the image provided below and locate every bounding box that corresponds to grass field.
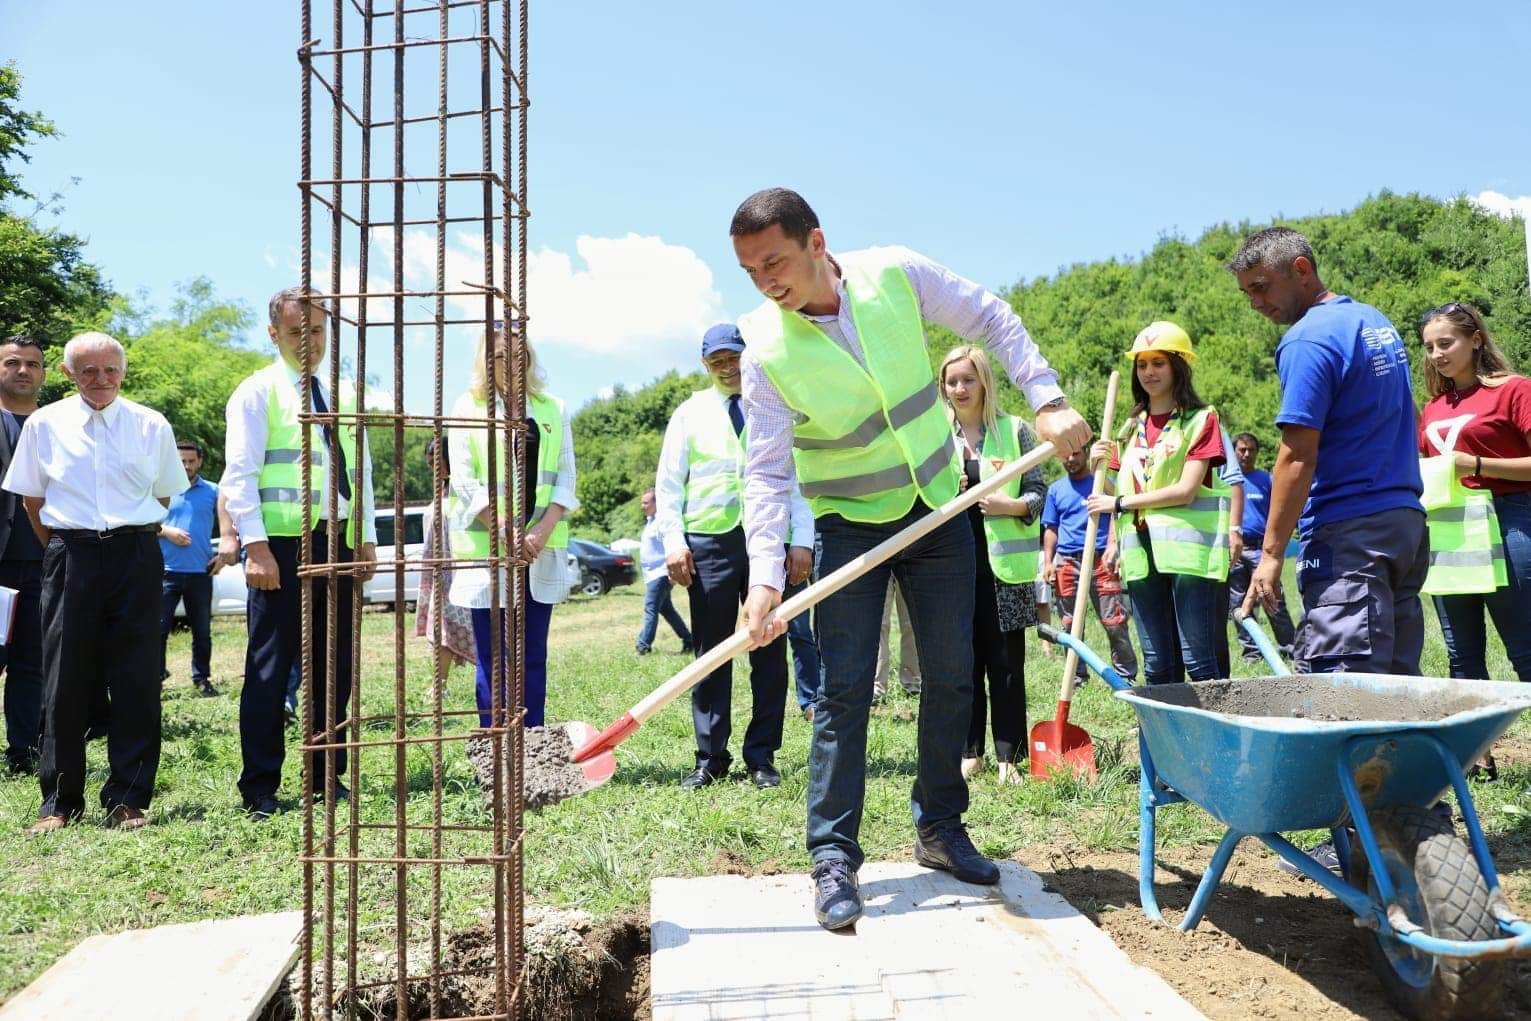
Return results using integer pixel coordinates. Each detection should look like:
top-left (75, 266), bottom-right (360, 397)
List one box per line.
top-left (1, 574), bottom-right (1528, 1004)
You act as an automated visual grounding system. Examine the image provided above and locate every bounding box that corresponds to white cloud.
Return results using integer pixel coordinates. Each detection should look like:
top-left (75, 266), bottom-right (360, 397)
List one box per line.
top-left (1471, 190), bottom-right (1531, 219)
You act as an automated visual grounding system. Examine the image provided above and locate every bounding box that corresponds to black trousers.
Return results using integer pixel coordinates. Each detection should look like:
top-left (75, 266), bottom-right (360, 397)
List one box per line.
top-left (38, 532), bottom-right (163, 817)
top-left (686, 528), bottom-right (787, 773)
top-left (238, 531), bottom-right (354, 805)
top-left (160, 571), bottom-right (213, 683)
top-left (1, 558), bottom-right (44, 770)
top-left (965, 541), bottom-right (1028, 763)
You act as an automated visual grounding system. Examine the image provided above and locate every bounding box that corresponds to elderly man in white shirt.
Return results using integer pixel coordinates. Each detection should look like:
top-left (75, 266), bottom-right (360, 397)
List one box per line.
top-left (222, 287), bottom-right (377, 819)
top-left (4, 332), bottom-right (186, 834)
top-left (656, 324), bottom-right (815, 791)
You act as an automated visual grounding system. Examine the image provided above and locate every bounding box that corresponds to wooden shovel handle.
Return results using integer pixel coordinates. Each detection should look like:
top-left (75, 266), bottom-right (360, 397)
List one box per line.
top-left (1058, 372), bottom-right (1121, 709)
top-left (627, 439), bottom-right (1059, 724)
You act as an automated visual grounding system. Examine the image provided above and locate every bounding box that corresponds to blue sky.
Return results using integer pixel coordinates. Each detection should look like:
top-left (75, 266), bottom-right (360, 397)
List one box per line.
top-left (6, 1), bottom-right (1530, 412)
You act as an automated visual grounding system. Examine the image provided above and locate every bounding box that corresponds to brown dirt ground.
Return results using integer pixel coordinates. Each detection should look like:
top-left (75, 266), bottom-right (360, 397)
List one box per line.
top-left (1016, 732), bottom-right (1531, 1020)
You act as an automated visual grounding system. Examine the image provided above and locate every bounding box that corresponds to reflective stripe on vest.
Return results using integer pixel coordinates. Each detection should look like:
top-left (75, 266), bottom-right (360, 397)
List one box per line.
top-left (1423, 487), bottom-right (1507, 595)
top-left (740, 247), bottom-right (960, 524)
top-left (449, 390), bottom-right (569, 559)
top-left (678, 389), bottom-right (745, 535)
top-left (1114, 406), bottom-right (1231, 583)
top-left (256, 361), bottom-right (360, 545)
top-left (978, 414), bottom-right (1040, 584)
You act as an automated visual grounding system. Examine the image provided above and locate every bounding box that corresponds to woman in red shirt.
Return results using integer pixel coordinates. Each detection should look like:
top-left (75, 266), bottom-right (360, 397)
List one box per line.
top-left (1418, 303), bottom-right (1531, 775)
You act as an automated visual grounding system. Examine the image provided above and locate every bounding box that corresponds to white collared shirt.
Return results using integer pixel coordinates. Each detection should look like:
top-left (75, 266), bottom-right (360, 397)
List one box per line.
top-left (222, 360), bottom-right (378, 546)
top-left (2, 394), bottom-right (187, 529)
top-left (654, 385), bottom-right (813, 558)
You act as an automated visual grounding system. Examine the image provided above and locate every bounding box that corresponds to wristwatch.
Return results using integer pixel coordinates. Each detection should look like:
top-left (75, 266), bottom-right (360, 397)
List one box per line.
top-left (1038, 396), bottom-right (1069, 411)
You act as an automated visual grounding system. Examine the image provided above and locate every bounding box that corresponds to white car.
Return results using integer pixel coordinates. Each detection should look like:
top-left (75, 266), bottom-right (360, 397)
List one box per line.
top-left (363, 505), bottom-right (426, 609)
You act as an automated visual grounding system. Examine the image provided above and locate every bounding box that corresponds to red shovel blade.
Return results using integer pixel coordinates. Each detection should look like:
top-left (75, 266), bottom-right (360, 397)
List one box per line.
top-left (1028, 716), bottom-right (1097, 781)
top-left (562, 720), bottom-right (618, 790)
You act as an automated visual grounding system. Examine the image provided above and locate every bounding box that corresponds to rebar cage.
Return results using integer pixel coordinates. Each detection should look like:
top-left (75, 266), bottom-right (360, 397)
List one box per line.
top-left (295, 1), bottom-right (529, 1017)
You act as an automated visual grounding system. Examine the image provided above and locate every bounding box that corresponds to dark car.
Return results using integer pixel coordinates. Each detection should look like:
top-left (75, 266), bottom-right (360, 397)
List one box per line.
top-left (568, 537), bottom-right (637, 597)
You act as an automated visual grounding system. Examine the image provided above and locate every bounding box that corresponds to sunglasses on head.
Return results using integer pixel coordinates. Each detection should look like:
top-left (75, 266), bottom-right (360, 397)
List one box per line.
top-left (1419, 302), bottom-right (1466, 328)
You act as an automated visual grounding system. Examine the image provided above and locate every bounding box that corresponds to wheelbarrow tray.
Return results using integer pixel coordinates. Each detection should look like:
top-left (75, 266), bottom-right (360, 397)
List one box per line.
top-left (1115, 673), bottom-right (1531, 834)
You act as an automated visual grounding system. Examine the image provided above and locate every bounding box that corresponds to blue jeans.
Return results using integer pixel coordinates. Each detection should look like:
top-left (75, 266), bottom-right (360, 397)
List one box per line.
top-left (809, 507), bottom-right (975, 869)
top-left (472, 599), bottom-right (553, 729)
top-left (637, 577), bottom-right (691, 651)
top-left (785, 574), bottom-right (822, 710)
top-left (1434, 491), bottom-right (1531, 683)
top-left (1124, 532), bottom-right (1224, 684)
top-left (160, 571), bottom-right (213, 683)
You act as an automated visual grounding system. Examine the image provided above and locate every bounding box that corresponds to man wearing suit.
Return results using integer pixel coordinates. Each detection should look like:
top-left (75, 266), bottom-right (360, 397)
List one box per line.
top-left (0, 336), bottom-right (47, 775)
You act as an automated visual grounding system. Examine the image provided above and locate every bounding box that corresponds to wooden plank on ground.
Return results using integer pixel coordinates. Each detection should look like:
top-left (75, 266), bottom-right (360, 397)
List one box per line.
top-left (651, 862), bottom-right (1203, 1020)
top-left (0, 911), bottom-right (303, 1021)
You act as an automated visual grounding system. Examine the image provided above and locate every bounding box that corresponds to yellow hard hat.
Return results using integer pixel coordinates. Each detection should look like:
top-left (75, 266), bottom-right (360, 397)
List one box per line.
top-left (1124, 321), bottom-right (1196, 364)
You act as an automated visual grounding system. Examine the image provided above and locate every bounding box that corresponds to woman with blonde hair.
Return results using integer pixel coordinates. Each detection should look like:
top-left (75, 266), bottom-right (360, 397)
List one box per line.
top-left (1417, 303), bottom-right (1531, 778)
top-left (447, 322), bottom-right (577, 729)
top-left (940, 345), bottom-right (1045, 784)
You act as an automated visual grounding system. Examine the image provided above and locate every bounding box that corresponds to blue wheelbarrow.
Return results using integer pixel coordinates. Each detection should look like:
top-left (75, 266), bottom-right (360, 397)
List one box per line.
top-left (1039, 618), bottom-right (1531, 1020)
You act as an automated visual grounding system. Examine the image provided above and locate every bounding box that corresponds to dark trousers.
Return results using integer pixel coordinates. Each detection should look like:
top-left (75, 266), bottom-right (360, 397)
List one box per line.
top-left (1227, 539), bottom-right (1296, 660)
top-left (1, 558), bottom-right (43, 770)
top-left (160, 571), bottom-right (213, 683)
top-left (39, 532), bottom-right (163, 817)
top-left (966, 580), bottom-right (1027, 763)
top-left (686, 528), bottom-right (787, 773)
top-left (238, 531), bottom-right (354, 805)
top-left (786, 572), bottom-right (823, 710)
top-left (1434, 491), bottom-right (1531, 684)
top-left (810, 507), bottom-right (975, 869)
top-left (471, 598), bottom-right (552, 729)
top-left (637, 576), bottom-right (691, 651)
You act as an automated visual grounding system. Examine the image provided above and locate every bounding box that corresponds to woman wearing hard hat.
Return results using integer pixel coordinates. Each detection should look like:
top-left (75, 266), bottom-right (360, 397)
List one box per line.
top-left (1417, 302), bottom-right (1531, 780)
top-left (1085, 322), bottom-right (1232, 684)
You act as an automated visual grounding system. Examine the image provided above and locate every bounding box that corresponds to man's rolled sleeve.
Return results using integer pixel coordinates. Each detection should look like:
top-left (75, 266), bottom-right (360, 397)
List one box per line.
top-left (741, 354), bottom-right (793, 592)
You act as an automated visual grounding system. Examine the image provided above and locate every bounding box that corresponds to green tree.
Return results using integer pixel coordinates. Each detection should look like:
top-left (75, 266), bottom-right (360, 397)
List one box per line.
top-left (0, 63), bottom-right (114, 341)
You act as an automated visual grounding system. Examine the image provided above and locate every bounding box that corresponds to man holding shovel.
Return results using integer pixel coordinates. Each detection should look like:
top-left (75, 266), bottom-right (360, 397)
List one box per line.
top-left (731, 188), bottom-right (1088, 931)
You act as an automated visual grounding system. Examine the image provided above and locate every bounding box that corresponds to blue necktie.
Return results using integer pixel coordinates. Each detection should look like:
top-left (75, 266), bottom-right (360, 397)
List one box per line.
top-left (309, 377), bottom-right (352, 501)
top-left (727, 394), bottom-right (744, 437)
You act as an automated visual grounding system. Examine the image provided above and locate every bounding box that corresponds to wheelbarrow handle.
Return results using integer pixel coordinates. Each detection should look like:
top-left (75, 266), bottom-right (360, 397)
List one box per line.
top-left (1232, 609), bottom-right (1289, 675)
top-left (1037, 623), bottom-right (1134, 692)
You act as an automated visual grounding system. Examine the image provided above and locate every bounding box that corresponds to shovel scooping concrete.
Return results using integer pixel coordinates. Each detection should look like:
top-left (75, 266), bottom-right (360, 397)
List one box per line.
top-left (568, 439), bottom-right (1061, 789)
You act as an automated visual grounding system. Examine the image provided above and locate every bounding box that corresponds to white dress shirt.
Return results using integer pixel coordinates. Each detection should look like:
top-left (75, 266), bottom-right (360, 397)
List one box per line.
top-left (3, 394), bottom-right (186, 529)
top-left (445, 389), bottom-right (580, 608)
top-left (639, 516), bottom-right (667, 583)
top-left (741, 246), bottom-right (1065, 590)
top-left (654, 385), bottom-right (814, 558)
top-left (222, 360), bottom-right (378, 546)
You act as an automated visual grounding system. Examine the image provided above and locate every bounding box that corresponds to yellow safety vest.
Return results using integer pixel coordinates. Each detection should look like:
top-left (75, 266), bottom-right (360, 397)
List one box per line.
top-left (1420, 453), bottom-right (1507, 595)
top-left (677, 388), bottom-right (746, 535)
top-left (978, 414), bottom-right (1041, 583)
top-left (1115, 406), bottom-right (1231, 583)
top-left (256, 361), bottom-right (360, 546)
top-left (449, 391), bottom-right (569, 558)
top-left (739, 247), bottom-right (960, 523)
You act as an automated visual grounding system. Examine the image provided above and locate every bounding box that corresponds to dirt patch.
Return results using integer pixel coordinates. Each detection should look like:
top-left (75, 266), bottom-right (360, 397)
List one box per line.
top-left (466, 726), bottom-right (588, 810)
top-left (341, 908), bottom-right (650, 1020)
top-left (1019, 841), bottom-right (1531, 1019)
top-left (709, 848), bottom-right (752, 876)
top-left (1127, 675), bottom-right (1515, 722)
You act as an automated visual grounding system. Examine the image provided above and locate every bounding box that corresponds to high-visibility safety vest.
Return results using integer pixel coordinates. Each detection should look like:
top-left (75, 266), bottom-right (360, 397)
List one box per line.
top-left (1420, 453), bottom-right (1507, 595)
top-left (978, 414), bottom-right (1041, 584)
top-left (257, 361), bottom-right (361, 545)
top-left (1115, 406), bottom-right (1231, 583)
top-left (449, 391), bottom-right (569, 558)
top-left (739, 247), bottom-right (960, 524)
top-left (675, 389), bottom-right (746, 535)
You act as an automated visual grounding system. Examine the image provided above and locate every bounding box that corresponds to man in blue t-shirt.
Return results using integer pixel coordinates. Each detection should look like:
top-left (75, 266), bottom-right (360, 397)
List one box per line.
top-left (1226, 433), bottom-right (1296, 660)
top-left (1041, 445), bottom-right (1137, 681)
top-left (158, 440), bottom-right (223, 696)
top-left (1230, 227), bottom-right (1426, 676)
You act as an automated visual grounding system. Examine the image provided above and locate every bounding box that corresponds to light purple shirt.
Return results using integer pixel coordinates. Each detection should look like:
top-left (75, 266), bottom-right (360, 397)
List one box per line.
top-left (741, 246), bottom-right (1065, 591)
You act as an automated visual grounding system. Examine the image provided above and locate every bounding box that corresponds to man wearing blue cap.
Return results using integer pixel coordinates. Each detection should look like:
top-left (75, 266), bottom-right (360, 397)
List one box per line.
top-left (655, 324), bottom-right (814, 789)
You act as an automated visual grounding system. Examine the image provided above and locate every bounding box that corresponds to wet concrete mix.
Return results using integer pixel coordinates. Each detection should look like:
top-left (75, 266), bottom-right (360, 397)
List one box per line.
top-left (466, 726), bottom-right (589, 810)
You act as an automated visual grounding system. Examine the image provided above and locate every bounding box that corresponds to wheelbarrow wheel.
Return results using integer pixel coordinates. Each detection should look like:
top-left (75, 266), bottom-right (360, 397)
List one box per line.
top-left (1349, 805), bottom-right (1506, 1020)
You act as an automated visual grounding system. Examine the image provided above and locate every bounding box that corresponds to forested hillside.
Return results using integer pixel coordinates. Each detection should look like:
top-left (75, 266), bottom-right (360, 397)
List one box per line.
top-left (570, 192), bottom-right (1531, 542)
